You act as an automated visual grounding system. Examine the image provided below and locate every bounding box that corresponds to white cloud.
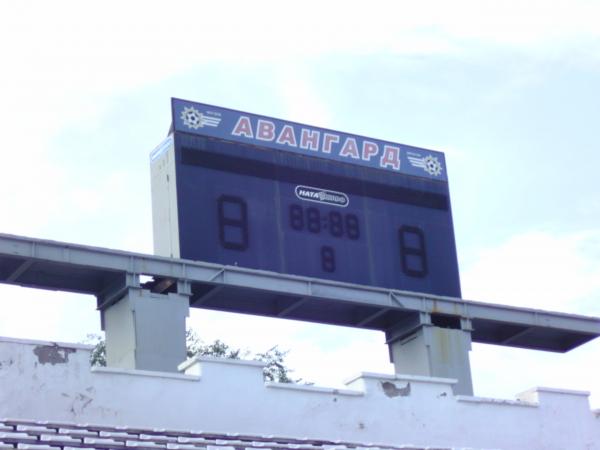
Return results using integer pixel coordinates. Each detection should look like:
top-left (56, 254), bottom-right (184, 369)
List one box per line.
top-left (462, 230), bottom-right (600, 406)
top-left (461, 230), bottom-right (600, 314)
top-left (1, 0), bottom-right (598, 175)
top-left (0, 286), bottom-right (99, 343)
top-left (276, 67), bottom-right (333, 126)
top-left (3, 1), bottom-right (598, 99)
top-left (187, 309), bottom-right (392, 386)
top-left (471, 340), bottom-right (600, 408)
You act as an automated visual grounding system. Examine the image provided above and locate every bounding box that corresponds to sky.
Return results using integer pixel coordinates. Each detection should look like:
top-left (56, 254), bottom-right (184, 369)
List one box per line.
top-left (1, 0), bottom-right (600, 406)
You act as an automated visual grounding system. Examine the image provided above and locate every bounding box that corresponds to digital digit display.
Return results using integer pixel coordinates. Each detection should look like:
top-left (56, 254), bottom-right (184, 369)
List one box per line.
top-left (288, 205), bottom-right (360, 240)
top-left (150, 99), bottom-right (461, 298)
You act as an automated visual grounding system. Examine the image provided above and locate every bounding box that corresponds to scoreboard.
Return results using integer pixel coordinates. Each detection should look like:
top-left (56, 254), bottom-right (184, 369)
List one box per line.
top-left (150, 99), bottom-right (461, 298)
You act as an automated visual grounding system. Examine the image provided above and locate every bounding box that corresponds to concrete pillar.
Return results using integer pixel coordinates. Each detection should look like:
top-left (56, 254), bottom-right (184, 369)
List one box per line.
top-left (103, 288), bottom-right (190, 372)
top-left (386, 314), bottom-right (474, 395)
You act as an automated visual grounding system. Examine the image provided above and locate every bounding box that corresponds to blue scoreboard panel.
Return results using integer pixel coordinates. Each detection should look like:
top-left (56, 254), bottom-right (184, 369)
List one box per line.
top-left (150, 99), bottom-right (461, 298)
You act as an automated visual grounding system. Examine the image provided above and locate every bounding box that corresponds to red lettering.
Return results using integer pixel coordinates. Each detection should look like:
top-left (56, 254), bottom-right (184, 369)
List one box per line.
top-left (257, 119), bottom-right (275, 141)
top-left (231, 116), bottom-right (253, 138)
top-left (380, 145), bottom-right (401, 170)
top-left (339, 138), bottom-right (360, 159)
top-left (276, 125), bottom-right (297, 147)
top-left (362, 141), bottom-right (379, 161)
top-left (322, 133), bottom-right (339, 154)
top-left (300, 129), bottom-right (320, 151)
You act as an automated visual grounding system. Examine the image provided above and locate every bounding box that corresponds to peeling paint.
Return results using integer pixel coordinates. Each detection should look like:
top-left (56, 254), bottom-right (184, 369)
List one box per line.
top-left (33, 344), bottom-right (76, 365)
top-left (381, 381), bottom-right (411, 397)
top-left (2, 337), bottom-right (599, 449)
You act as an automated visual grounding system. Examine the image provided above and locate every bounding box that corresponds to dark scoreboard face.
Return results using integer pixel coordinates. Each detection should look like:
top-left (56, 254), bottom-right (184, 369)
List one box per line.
top-left (151, 99), bottom-right (461, 298)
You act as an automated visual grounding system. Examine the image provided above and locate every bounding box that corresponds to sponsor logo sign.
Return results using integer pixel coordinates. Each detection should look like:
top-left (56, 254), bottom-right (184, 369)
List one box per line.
top-left (407, 152), bottom-right (443, 176)
top-left (294, 185), bottom-right (349, 207)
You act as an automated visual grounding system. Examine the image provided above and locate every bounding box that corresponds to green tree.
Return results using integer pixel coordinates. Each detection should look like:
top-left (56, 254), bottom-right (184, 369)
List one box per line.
top-left (255, 346), bottom-right (296, 383)
top-left (87, 334), bottom-right (106, 367)
top-left (84, 331), bottom-right (301, 384)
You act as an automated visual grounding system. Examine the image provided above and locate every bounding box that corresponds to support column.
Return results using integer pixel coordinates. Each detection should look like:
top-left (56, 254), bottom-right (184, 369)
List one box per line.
top-left (101, 280), bottom-right (190, 373)
top-left (386, 313), bottom-right (474, 395)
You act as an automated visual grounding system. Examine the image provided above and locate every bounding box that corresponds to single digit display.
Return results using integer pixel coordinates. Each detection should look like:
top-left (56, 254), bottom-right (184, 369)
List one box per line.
top-left (399, 225), bottom-right (428, 278)
top-left (217, 195), bottom-right (248, 251)
top-left (150, 99), bottom-right (461, 298)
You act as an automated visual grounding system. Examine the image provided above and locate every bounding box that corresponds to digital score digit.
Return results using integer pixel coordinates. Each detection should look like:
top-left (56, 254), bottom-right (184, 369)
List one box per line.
top-left (150, 99), bottom-right (461, 298)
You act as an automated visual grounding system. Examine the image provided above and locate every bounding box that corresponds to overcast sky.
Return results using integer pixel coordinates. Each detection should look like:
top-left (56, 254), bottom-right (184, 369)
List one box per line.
top-left (1, 0), bottom-right (599, 406)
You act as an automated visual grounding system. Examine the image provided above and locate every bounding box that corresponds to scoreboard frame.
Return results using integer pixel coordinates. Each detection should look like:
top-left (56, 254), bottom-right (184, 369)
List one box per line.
top-left (151, 99), bottom-right (461, 298)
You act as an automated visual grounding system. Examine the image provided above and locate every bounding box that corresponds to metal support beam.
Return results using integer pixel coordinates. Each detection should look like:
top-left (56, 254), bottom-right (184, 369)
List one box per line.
top-left (6, 260), bottom-right (33, 282)
top-left (191, 285), bottom-right (224, 306)
top-left (386, 313), bottom-right (474, 395)
top-left (97, 272), bottom-right (140, 311)
top-left (0, 233), bottom-right (599, 354)
top-left (276, 297), bottom-right (307, 317)
top-left (500, 326), bottom-right (535, 345)
top-left (103, 287), bottom-right (190, 372)
top-left (355, 308), bottom-right (390, 327)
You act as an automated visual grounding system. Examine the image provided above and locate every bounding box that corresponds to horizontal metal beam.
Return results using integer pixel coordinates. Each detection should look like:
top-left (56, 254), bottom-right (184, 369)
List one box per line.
top-left (1, 232), bottom-right (599, 351)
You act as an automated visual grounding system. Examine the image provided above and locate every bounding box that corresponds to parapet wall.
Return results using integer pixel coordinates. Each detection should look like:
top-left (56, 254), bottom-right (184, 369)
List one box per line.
top-left (0, 336), bottom-right (598, 450)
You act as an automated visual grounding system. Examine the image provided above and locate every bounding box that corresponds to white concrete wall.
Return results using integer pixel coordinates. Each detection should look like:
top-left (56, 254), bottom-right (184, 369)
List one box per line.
top-left (0, 336), bottom-right (598, 450)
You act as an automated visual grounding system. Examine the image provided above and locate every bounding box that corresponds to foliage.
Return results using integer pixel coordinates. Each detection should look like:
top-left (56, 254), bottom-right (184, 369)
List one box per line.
top-left (185, 330), bottom-right (245, 359)
top-left (85, 334), bottom-right (106, 367)
top-left (255, 346), bottom-right (297, 383)
top-left (84, 331), bottom-right (301, 383)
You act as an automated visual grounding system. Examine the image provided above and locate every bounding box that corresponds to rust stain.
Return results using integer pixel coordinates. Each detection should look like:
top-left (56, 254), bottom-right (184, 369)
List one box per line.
top-left (432, 327), bottom-right (454, 363)
top-left (33, 344), bottom-right (76, 365)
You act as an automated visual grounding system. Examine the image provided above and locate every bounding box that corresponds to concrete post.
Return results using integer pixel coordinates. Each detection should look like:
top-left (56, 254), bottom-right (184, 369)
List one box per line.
top-left (386, 314), bottom-right (474, 395)
top-left (103, 288), bottom-right (190, 372)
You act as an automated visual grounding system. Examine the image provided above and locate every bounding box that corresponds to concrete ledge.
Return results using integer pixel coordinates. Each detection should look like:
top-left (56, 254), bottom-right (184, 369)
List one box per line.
top-left (529, 387), bottom-right (590, 397)
top-left (456, 395), bottom-right (538, 408)
top-left (0, 335), bottom-right (93, 351)
top-left (179, 355), bottom-right (266, 383)
top-left (345, 371), bottom-right (458, 386)
top-left (265, 382), bottom-right (363, 397)
top-left (516, 386), bottom-right (593, 416)
top-left (178, 355), bottom-right (266, 372)
top-left (92, 366), bottom-right (200, 382)
top-left (2, 337), bottom-right (599, 449)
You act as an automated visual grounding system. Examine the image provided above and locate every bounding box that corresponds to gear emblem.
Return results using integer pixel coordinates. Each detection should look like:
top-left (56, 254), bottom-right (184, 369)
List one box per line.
top-left (423, 155), bottom-right (443, 176)
top-left (181, 106), bottom-right (204, 129)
